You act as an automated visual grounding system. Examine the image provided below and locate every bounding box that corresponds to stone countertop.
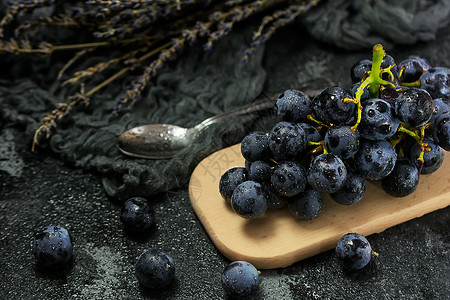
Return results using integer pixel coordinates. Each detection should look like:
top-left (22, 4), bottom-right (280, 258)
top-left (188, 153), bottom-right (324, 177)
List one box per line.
top-left (1, 24), bottom-right (449, 299)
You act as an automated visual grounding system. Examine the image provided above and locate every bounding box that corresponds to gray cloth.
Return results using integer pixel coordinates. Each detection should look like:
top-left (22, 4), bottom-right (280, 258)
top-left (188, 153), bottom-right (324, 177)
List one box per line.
top-left (303, 0), bottom-right (450, 49)
top-left (0, 27), bottom-right (268, 200)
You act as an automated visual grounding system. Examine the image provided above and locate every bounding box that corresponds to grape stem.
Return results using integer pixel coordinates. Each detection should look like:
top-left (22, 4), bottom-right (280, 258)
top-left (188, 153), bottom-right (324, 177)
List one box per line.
top-left (344, 44), bottom-right (396, 132)
top-left (396, 122), bottom-right (431, 167)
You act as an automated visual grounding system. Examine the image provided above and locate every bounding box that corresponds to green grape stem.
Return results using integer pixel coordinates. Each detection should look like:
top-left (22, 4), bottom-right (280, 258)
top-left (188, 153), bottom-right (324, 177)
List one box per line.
top-left (397, 122), bottom-right (431, 165)
top-left (344, 44), bottom-right (396, 132)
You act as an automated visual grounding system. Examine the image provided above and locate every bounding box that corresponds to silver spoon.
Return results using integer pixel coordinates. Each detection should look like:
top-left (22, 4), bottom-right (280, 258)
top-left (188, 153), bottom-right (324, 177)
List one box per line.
top-left (116, 94), bottom-right (276, 159)
top-left (116, 77), bottom-right (334, 159)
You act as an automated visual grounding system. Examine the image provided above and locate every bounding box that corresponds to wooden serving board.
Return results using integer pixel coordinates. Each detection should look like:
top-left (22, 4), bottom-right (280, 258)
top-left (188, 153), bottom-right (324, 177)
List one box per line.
top-left (188, 144), bottom-right (450, 269)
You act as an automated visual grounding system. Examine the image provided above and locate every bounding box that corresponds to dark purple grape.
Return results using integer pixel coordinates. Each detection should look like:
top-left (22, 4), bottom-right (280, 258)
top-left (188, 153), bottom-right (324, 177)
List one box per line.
top-left (274, 89), bottom-right (311, 122)
top-left (241, 131), bottom-right (270, 162)
top-left (359, 98), bottom-right (399, 140)
top-left (32, 226), bottom-right (73, 268)
top-left (350, 59), bottom-right (372, 84)
top-left (271, 161), bottom-right (306, 197)
top-left (419, 67), bottom-right (450, 99)
top-left (407, 138), bottom-right (445, 174)
top-left (248, 160), bottom-right (271, 183)
top-left (381, 158), bottom-right (419, 197)
top-left (330, 170), bottom-right (366, 205)
top-left (135, 249), bottom-right (175, 289)
top-left (336, 233), bottom-right (372, 270)
top-left (324, 125), bottom-right (360, 159)
top-left (307, 153), bottom-right (347, 193)
top-left (120, 197), bottom-right (155, 232)
top-left (221, 261), bottom-right (259, 298)
top-left (430, 98), bottom-right (450, 125)
top-left (268, 121), bottom-right (307, 161)
top-left (432, 112), bottom-right (450, 151)
top-left (219, 167), bottom-right (248, 203)
top-left (262, 184), bottom-right (287, 209)
top-left (395, 88), bottom-right (434, 127)
top-left (231, 181), bottom-right (267, 219)
top-left (398, 56), bottom-right (431, 82)
top-left (311, 87), bottom-right (356, 126)
top-left (297, 123), bottom-right (322, 142)
top-left (354, 139), bottom-right (397, 180)
top-left (287, 185), bottom-right (323, 220)
top-left (379, 87), bottom-right (399, 107)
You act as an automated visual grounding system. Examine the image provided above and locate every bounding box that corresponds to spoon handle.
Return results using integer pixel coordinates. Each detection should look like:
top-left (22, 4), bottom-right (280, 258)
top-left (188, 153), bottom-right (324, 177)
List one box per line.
top-left (194, 92), bottom-right (276, 131)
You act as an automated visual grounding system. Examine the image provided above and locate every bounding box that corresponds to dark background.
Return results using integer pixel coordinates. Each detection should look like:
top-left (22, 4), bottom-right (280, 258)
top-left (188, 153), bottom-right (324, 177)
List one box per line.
top-left (1, 16), bottom-right (450, 300)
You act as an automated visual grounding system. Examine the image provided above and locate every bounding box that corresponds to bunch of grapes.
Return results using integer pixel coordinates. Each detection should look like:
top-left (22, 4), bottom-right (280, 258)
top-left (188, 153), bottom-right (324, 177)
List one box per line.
top-left (219, 44), bottom-right (449, 221)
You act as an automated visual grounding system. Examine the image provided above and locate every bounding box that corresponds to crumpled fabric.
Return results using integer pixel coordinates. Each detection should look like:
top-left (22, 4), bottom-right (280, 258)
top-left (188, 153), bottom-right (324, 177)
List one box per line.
top-left (0, 26), bottom-right (268, 200)
top-left (303, 0), bottom-right (450, 49)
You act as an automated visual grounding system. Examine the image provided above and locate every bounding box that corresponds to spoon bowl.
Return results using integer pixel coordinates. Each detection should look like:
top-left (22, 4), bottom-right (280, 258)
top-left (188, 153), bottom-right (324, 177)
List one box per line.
top-left (117, 124), bottom-right (192, 159)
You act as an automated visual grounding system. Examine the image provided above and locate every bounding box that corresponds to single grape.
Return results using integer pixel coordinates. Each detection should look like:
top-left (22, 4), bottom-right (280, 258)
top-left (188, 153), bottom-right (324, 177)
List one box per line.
top-left (219, 167), bottom-right (248, 203)
top-left (395, 88), bottom-right (434, 128)
top-left (231, 181), bottom-right (267, 219)
top-left (381, 158), bottom-right (419, 197)
top-left (432, 112), bottom-right (450, 151)
top-left (350, 59), bottom-right (372, 84)
top-left (274, 89), bottom-right (311, 123)
top-left (407, 138), bottom-right (445, 174)
top-left (248, 160), bottom-right (271, 183)
top-left (324, 125), bottom-right (360, 159)
top-left (359, 98), bottom-right (399, 140)
top-left (354, 139), bottom-right (397, 180)
top-left (135, 249), bottom-right (175, 289)
top-left (311, 86), bottom-right (356, 125)
top-left (419, 67), bottom-right (450, 99)
top-left (336, 233), bottom-right (372, 270)
top-left (271, 161), bottom-right (306, 197)
top-left (287, 185), bottom-right (323, 220)
top-left (32, 226), bottom-right (73, 268)
top-left (379, 86), bottom-right (399, 107)
top-left (221, 261), bottom-right (259, 298)
top-left (307, 153), bottom-right (347, 193)
top-left (120, 197), bottom-right (155, 232)
top-left (398, 56), bottom-right (431, 82)
top-left (268, 121), bottom-right (307, 161)
top-left (241, 131), bottom-right (271, 162)
top-left (330, 170), bottom-right (366, 205)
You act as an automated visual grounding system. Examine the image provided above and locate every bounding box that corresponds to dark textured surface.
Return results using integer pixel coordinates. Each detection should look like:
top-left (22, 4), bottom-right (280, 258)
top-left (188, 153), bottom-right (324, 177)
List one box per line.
top-left (1, 19), bottom-right (450, 300)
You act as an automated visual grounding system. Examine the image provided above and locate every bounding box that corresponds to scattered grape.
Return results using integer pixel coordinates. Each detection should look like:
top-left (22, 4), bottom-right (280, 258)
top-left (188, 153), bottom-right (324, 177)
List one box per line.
top-left (135, 249), bottom-right (175, 289)
top-left (221, 261), bottom-right (259, 298)
top-left (32, 226), bottom-right (73, 268)
top-left (335, 233), bottom-right (372, 270)
top-left (120, 197), bottom-right (155, 232)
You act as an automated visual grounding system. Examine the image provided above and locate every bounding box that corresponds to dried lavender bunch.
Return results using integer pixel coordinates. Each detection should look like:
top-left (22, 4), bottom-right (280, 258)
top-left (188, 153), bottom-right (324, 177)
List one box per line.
top-left (0, 0), bottom-right (321, 149)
